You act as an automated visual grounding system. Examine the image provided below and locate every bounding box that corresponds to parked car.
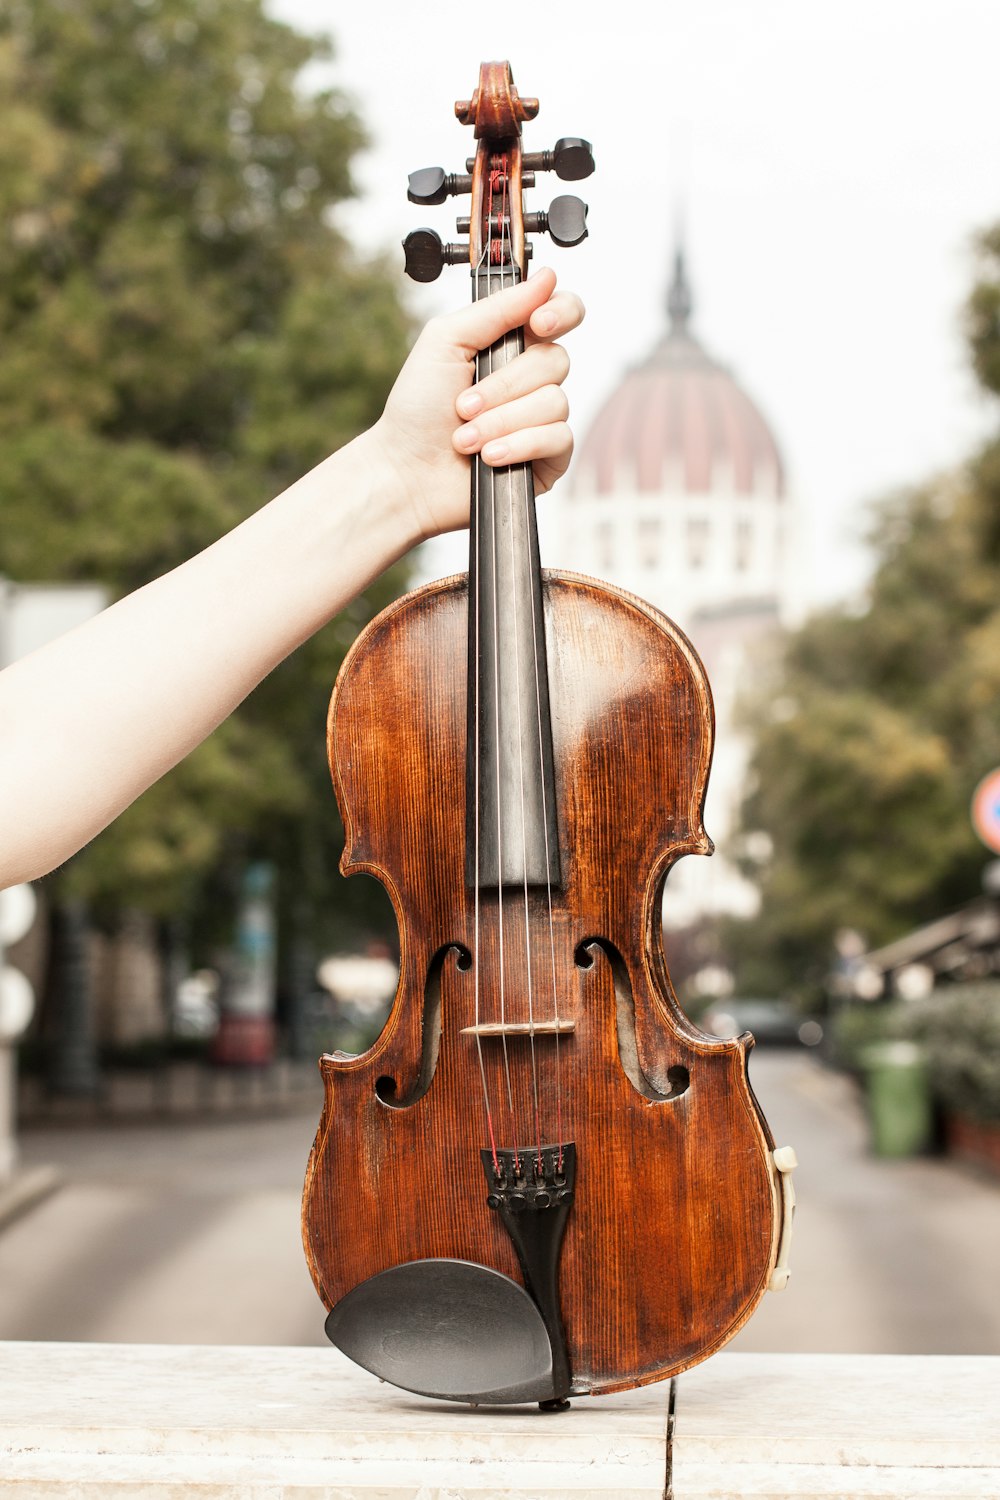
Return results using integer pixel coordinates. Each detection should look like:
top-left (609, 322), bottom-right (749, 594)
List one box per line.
top-left (702, 998), bottom-right (823, 1048)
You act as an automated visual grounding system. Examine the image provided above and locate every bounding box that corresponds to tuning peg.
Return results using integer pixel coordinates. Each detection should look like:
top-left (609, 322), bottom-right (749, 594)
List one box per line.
top-left (522, 138), bottom-right (595, 182)
top-left (402, 228), bottom-right (469, 281)
top-left (552, 138), bottom-right (595, 181)
top-left (547, 195), bottom-right (588, 246)
top-left (524, 195), bottom-right (589, 249)
top-left (407, 167), bottom-right (473, 206)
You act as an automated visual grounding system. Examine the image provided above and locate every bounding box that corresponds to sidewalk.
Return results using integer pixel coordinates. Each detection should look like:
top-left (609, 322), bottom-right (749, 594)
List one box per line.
top-left (0, 1164), bottom-right (61, 1234)
top-left (3, 1058), bottom-right (323, 1238)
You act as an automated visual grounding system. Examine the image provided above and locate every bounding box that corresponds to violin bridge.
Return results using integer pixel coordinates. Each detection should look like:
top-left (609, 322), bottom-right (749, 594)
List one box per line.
top-left (460, 1018), bottom-right (576, 1038)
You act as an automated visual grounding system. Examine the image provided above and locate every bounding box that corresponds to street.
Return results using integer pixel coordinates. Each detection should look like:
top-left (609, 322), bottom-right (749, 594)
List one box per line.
top-left (2, 1051), bottom-right (999, 1354)
top-left (731, 1050), bottom-right (1000, 1356)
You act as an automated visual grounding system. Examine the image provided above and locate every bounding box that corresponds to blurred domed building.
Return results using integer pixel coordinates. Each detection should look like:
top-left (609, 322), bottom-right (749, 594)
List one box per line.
top-left (543, 249), bottom-right (798, 929)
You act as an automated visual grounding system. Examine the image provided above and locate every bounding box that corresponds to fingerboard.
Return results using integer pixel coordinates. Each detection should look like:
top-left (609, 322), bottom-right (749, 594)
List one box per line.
top-left (466, 267), bottom-right (561, 891)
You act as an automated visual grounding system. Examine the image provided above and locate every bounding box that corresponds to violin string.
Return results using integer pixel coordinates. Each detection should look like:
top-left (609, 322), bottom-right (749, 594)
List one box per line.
top-left (523, 463), bottom-right (565, 1167)
top-left (509, 146), bottom-right (563, 1152)
top-left (471, 246), bottom-right (500, 1175)
top-left (499, 173), bottom-right (544, 1174)
top-left (486, 164), bottom-right (515, 1134)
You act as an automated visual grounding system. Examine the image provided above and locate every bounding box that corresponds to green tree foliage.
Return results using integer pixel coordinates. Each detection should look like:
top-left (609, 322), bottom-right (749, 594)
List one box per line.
top-left (730, 233), bottom-right (1000, 993)
top-left (0, 0), bottom-right (412, 938)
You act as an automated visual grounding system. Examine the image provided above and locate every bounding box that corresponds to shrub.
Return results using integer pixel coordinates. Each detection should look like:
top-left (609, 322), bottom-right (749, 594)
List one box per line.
top-left (828, 1000), bottom-right (905, 1073)
top-left (903, 982), bottom-right (1000, 1124)
top-left (830, 982), bottom-right (1000, 1124)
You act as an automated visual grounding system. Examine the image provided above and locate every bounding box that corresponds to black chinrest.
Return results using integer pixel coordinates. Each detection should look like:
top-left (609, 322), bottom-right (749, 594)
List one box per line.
top-left (325, 1257), bottom-right (557, 1404)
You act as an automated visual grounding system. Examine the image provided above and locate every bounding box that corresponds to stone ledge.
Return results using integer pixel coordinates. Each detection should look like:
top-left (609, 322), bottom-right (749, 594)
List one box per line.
top-left (0, 1343), bottom-right (997, 1498)
top-left (673, 1353), bottom-right (1000, 1497)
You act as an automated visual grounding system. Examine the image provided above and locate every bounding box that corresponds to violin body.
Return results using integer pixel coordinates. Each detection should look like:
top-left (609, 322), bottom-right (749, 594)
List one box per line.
top-left (302, 570), bottom-right (779, 1394)
top-left (302, 62), bottom-right (791, 1406)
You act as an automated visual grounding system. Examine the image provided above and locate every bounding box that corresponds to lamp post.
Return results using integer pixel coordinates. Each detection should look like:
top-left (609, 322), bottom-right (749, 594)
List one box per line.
top-left (0, 884), bottom-right (38, 1182)
top-left (1, 578), bottom-right (109, 1108)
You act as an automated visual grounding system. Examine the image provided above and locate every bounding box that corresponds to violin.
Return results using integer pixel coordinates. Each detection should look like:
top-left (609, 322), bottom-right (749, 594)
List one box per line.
top-left (302, 61), bottom-right (796, 1410)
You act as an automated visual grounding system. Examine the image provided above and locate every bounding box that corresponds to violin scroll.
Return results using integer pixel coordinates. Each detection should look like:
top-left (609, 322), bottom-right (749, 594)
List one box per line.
top-left (454, 60), bottom-right (538, 137)
top-left (403, 61), bottom-right (593, 280)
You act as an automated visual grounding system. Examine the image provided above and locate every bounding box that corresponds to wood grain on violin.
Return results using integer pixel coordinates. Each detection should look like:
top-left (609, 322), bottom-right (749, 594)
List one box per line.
top-left (301, 61), bottom-right (787, 1408)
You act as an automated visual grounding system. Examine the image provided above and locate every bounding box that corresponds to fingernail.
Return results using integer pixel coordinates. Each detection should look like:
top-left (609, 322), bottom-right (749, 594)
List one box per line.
top-left (534, 311), bottom-right (556, 334)
top-left (457, 423), bottom-right (480, 449)
top-left (483, 439), bottom-right (509, 462)
top-left (457, 390), bottom-right (483, 417)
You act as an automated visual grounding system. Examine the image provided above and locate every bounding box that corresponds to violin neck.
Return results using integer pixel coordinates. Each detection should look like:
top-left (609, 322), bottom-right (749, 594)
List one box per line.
top-left (466, 266), bottom-right (561, 892)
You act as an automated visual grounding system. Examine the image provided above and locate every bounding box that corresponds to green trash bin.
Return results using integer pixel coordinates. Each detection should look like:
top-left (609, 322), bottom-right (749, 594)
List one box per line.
top-left (860, 1040), bottom-right (932, 1157)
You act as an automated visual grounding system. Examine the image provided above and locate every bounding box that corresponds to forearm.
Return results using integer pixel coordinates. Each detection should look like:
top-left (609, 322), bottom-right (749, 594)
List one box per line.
top-left (0, 431), bottom-right (413, 886)
top-left (0, 272), bottom-right (583, 890)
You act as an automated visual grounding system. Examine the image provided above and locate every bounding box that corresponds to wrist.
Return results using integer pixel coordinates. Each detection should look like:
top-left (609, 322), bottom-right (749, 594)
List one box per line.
top-left (292, 426), bottom-right (425, 570)
top-left (237, 427), bottom-right (424, 650)
top-left (359, 417), bottom-right (442, 550)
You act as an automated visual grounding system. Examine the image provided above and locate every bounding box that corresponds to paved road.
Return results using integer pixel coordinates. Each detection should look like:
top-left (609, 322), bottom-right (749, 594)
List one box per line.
top-left (731, 1050), bottom-right (1000, 1356)
top-left (2, 1052), bottom-right (999, 1353)
top-left (1, 1097), bottom-right (328, 1347)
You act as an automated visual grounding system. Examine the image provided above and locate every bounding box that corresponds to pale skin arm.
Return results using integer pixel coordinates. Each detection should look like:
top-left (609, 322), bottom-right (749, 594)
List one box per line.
top-left (0, 268), bottom-right (583, 887)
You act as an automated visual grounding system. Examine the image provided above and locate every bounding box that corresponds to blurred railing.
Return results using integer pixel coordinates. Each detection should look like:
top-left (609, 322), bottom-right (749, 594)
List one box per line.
top-left (17, 1056), bottom-right (322, 1124)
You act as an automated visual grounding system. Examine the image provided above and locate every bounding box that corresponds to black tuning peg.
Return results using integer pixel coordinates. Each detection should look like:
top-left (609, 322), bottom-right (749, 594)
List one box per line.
top-left (524, 195), bottom-right (589, 249)
top-left (407, 167), bottom-right (473, 206)
top-left (552, 138), bottom-right (595, 181)
top-left (402, 228), bottom-right (469, 282)
top-left (522, 138), bottom-right (595, 182)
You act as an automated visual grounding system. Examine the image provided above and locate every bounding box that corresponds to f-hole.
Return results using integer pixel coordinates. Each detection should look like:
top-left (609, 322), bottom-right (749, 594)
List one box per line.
top-left (375, 944), bottom-right (469, 1107)
top-left (574, 937), bottom-right (690, 1102)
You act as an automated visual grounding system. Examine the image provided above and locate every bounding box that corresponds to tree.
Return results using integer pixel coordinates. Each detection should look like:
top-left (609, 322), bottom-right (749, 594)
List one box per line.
top-left (728, 231), bottom-right (1000, 996)
top-left (0, 0), bottom-right (412, 947)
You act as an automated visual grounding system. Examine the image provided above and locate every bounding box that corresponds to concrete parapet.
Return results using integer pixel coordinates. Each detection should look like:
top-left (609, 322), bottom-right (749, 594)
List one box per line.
top-left (0, 1344), bottom-right (997, 1496)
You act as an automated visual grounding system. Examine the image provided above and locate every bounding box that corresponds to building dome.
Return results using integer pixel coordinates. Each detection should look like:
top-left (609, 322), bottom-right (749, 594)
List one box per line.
top-left (575, 251), bottom-right (785, 503)
top-left (541, 245), bottom-right (800, 932)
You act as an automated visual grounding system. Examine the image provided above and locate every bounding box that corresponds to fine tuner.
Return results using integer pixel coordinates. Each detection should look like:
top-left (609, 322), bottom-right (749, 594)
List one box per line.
top-left (404, 126), bottom-right (594, 283)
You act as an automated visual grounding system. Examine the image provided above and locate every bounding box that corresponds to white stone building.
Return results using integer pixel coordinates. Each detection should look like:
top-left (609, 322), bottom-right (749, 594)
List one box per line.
top-left (541, 251), bottom-right (798, 929)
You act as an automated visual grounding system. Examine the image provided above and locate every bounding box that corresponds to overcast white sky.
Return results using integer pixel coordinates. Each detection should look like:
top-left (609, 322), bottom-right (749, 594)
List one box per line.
top-left (270, 0), bottom-right (999, 605)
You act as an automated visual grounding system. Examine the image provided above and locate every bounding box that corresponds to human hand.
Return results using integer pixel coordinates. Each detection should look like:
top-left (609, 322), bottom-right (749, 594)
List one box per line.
top-left (369, 267), bottom-right (585, 542)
